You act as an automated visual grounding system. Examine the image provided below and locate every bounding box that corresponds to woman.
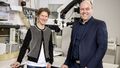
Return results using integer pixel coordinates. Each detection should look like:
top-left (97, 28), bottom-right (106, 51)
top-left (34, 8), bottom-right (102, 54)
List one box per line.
top-left (11, 8), bottom-right (53, 68)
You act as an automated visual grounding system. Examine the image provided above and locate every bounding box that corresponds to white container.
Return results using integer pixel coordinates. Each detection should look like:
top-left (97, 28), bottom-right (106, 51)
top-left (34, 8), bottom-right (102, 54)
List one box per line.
top-left (0, 43), bottom-right (6, 55)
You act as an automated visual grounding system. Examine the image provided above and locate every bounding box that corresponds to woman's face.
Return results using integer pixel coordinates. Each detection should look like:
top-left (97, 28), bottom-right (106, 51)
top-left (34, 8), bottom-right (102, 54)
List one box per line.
top-left (38, 11), bottom-right (49, 25)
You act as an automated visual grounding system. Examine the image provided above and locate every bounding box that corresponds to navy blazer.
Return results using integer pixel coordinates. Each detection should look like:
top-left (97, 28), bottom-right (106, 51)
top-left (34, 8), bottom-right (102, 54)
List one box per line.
top-left (64, 17), bottom-right (108, 68)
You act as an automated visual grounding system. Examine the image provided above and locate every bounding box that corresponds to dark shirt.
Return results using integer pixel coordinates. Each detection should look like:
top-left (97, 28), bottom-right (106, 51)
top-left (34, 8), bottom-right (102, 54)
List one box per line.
top-left (72, 20), bottom-right (87, 60)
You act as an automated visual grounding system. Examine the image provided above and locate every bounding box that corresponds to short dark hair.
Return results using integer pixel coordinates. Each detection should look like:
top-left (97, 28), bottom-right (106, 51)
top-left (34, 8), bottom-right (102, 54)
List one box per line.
top-left (36, 8), bottom-right (50, 16)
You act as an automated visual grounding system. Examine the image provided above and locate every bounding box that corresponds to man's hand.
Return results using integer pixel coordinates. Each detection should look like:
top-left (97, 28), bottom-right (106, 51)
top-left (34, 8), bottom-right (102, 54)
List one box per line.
top-left (10, 62), bottom-right (20, 68)
top-left (46, 63), bottom-right (51, 68)
top-left (61, 64), bottom-right (68, 68)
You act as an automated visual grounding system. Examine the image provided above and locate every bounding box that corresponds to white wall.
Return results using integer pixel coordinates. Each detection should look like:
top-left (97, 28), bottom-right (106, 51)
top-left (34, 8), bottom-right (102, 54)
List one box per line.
top-left (93, 0), bottom-right (120, 45)
top-left (35, 0), bottom-right (49, 9)
top-left (48, 0), bottom-right (66, 4)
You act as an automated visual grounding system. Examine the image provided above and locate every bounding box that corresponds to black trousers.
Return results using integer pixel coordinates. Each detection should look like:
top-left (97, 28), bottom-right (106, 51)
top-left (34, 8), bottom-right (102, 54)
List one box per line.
top-left (27, 65), bottom-right (58, 68)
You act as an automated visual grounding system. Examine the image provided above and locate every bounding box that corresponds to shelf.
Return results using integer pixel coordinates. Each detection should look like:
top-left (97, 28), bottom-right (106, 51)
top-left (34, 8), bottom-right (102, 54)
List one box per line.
top-left (0, 25), bottom-right (20, 29)
top-left (0, 35), bottom-right (9, 37)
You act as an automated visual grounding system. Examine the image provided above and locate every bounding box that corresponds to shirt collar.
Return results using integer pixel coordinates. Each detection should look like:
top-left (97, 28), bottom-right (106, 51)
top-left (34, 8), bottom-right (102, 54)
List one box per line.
top-left (79, 16), bottom-right (92, 25)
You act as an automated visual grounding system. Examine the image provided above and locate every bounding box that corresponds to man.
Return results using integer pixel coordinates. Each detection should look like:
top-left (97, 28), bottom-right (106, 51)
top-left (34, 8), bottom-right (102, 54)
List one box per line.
top-left (62, 0), bottom-right (108, 68)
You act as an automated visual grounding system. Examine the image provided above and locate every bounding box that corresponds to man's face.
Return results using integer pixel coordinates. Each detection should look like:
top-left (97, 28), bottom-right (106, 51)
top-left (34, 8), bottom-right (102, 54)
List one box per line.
top-left (80, 1), bottom-right (93, 21)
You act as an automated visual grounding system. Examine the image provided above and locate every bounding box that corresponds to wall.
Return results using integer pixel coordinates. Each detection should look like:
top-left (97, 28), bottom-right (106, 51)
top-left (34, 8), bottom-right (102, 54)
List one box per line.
top-left (34, 0), bottom-right (48, 9)
top-left (93, 0), bottom-right (120, 45)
